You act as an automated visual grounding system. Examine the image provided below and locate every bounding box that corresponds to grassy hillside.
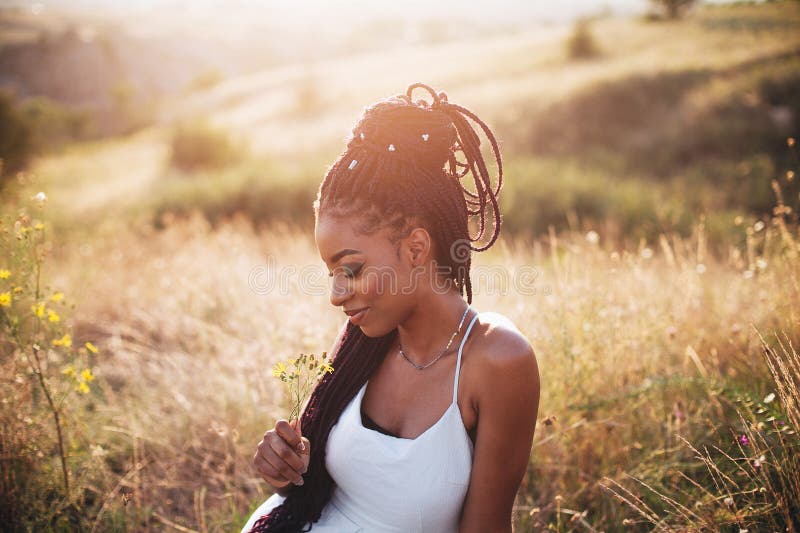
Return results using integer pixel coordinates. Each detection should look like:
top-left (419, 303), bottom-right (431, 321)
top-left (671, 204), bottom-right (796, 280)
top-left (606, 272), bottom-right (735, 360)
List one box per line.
top-left (1, 2), bottom-right (799, 531)
top-left (10, 2), bottom-right (797, 252)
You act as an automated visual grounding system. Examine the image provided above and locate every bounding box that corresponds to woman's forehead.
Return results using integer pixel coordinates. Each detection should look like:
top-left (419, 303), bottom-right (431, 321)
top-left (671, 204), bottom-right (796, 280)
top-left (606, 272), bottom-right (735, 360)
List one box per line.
top-left (315, 216), bottom-right (384, 262)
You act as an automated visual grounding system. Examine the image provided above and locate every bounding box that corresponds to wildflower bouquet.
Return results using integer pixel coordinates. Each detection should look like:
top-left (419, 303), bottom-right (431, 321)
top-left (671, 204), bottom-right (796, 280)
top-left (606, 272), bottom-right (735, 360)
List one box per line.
top-left (272, 352), bottom-right (334, 422)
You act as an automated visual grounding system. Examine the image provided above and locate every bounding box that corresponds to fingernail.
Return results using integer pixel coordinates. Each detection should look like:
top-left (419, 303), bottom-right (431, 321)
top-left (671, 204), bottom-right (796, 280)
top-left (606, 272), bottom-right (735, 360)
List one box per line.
top-left (296, 478), bottom-right (304, 486)
top-left (298, 442), bottom-right (306, 452)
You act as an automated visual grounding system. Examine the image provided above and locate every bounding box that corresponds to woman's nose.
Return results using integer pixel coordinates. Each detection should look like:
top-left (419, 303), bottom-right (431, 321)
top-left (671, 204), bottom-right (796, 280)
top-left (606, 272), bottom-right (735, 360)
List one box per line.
top-left (329, 275), bottom-right (352, 307)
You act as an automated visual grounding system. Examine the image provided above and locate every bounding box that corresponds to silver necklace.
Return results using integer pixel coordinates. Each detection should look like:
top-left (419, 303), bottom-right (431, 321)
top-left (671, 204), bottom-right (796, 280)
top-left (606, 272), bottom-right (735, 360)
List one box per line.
top-left (398, 305), bottom-right (471, 371)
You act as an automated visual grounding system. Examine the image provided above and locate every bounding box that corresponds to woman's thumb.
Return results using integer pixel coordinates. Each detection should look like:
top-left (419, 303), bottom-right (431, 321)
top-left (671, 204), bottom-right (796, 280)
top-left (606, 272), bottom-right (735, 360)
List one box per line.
top-left (289, 418), bottom-right (309, 454)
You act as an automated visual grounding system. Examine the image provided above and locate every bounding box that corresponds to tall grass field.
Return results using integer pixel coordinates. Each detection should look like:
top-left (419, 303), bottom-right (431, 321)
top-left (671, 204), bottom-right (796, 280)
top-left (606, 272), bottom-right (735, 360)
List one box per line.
top-left (1, 1), bottom-right (799, 531)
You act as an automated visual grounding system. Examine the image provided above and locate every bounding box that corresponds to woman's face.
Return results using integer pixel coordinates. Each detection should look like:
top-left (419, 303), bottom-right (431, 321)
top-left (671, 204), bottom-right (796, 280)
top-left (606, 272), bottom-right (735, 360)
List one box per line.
top-left (315, 212), bottom-right (423, 337)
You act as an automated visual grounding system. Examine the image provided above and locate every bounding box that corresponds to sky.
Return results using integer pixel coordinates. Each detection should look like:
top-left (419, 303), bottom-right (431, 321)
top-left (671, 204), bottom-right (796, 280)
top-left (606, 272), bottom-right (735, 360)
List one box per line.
top-left (2, 0), bottom-right (650, 25)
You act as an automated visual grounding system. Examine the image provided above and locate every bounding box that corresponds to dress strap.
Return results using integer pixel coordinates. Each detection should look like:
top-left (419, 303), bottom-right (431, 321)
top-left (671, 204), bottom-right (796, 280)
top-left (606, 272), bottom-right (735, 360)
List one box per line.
top-left (453, 310), bottom-right (481, 404)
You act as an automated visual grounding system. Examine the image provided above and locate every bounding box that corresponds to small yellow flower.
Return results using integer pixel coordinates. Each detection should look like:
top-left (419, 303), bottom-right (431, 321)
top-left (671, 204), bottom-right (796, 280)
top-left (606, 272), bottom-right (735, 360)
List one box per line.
top-left (13, 286), bottom-right (23, 294)
top-left (321, 363), bottom-right (334, 374)
top-left (85, 341), bottom-right (99, 354)
top-left (47, 309), bottom-right (60, 323)
top-left (77, 381), bottom-right (90, 394)
top-left (81, 368), bottom-right (95, 382)
top-left (50, 292), bottom-right (64, 303)
top-left (52, 334), bottom-right (72, 348)
top-left (61, 365), bottom-right (76, 378)
top-left (0, 269), bottom-right (10, 279)
top-left (33, 222), bottom-right (44, 231)
top-left (0, 292), bottom-right (10, 307)
top-left (32, 303), bottom-right (45, 318)
top-left (272, 361), bottom-right (287, 378)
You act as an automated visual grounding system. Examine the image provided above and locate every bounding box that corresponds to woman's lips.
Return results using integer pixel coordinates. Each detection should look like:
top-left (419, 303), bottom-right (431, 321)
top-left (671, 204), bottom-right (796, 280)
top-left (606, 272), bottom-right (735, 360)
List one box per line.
top-left (348, 308), bottom-right (369, 325)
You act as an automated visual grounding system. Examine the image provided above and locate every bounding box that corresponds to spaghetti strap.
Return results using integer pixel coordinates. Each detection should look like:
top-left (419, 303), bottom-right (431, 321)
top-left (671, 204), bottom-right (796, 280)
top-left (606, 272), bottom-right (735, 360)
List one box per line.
top-left (453, 310), bottom-right (481, 404)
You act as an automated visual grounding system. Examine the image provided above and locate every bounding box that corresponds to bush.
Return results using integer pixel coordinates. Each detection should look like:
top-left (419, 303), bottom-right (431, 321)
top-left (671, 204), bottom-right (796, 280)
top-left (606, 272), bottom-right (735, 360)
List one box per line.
top-left (187, 69), bottom-right (224, 93)
top-left (566, 18), bottom-right (601, 60)
top-left (649, 0), bottom-right (698, 20)
top-left (168, 119), bottom-right (243, 172)
top-left (0, 90), bottom-right (35, 185)
top-left (0, 90), bottom-right (95, 188)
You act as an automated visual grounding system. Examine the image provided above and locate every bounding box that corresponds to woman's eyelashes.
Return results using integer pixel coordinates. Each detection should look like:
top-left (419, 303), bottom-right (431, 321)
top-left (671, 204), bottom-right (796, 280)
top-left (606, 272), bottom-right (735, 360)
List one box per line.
top-left (329, 264), bottom-right (363, 279)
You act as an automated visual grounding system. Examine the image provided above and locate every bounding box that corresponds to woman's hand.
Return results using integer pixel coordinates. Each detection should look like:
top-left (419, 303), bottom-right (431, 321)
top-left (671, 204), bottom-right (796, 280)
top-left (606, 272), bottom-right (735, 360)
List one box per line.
top-left (253, 418), bottom-right (311, 491)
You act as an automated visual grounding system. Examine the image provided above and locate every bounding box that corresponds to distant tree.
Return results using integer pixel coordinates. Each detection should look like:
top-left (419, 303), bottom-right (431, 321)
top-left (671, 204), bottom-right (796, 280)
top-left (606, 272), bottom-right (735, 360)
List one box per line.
top-left (566, 18), bottom-right (602, 61)
top-left (650, 0), bottom-right (698, 20)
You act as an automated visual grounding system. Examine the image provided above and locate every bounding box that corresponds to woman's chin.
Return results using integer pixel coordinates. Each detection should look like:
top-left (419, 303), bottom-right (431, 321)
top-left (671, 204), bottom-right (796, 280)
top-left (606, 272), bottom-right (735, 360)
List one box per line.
top-left (359, 324), bottom-right (380, 338)
top-left (359, 323), bottom-right (392, 338)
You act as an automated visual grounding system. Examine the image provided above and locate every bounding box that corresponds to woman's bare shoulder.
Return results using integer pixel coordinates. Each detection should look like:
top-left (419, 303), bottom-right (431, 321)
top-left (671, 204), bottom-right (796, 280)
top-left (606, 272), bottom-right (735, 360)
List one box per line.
top-left (475, 311), bottom-right (534, 358)
top-left (461, 310), bottom-right (538, 399)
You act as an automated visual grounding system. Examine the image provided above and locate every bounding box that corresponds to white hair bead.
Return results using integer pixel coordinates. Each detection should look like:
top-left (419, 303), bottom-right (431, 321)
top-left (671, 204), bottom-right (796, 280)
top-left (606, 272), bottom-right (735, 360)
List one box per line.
top-left (348, 159), bottom-right (358, 170)
top-left (388, 144), bottom-right (396, 152)
top-left (359, 132), bottom-right (365, 140)
top-left (421, 133), bottom-right (429, 141)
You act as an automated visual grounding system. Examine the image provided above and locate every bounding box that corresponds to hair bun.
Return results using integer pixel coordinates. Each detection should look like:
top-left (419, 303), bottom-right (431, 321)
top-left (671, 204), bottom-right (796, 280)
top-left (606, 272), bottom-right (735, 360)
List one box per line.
top-left (346, 101), bottom-right (456, 168)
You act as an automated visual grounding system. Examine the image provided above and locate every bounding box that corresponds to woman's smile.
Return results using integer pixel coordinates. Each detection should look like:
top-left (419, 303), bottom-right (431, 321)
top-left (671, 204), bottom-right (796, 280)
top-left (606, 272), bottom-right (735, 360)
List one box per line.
top-left (347, 307), bottom-right (369, 325)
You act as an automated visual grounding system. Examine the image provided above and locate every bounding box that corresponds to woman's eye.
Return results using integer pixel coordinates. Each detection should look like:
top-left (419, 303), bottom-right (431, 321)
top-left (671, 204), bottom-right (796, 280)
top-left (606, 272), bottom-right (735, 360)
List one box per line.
top-left (343, 264), bottom-right (362, 279)
top-left (329, 264), bottom-right (362, 279)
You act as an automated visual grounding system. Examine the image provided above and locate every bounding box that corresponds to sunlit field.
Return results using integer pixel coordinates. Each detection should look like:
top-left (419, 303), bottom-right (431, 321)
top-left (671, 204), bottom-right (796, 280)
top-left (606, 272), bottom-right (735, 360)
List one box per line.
top-left (1, 0), bottom-right (800, 531)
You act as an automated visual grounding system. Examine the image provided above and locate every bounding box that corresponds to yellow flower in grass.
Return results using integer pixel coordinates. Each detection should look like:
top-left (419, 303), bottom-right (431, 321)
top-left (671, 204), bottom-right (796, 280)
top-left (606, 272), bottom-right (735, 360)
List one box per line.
top-left (0, 269), bottom-right (10, 279)
top-left (85, 341), bottom-right (98, 354)
top-left (32, 303), bottom-right (45, 318)
top-left (77, 381), bottom-right (90, 394)
top-left (52, 334), bottom-right (72, 348)
top-left (272, 361), bottom-right (287, 378)
top-left (81, 368), bottom-right (95, 382)
top-left (61, 365), bottom-right (76, 378)
top-left (47, 309), bottom-right (60, 323)
top-left (13, 286), bottom-right (23, 294)
top-left (50, 292), bottom-right (64, 303)
top-left (321, 363), bottom-right (334, 374)
top-left (0, 292), bottom-right (11, 307)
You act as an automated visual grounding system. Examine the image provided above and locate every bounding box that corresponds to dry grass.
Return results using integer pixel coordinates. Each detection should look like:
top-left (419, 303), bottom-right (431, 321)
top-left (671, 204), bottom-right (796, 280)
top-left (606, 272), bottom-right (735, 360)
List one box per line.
top-left (2, 189), bottom-right (791, 530)
top-left (2, 3), bottom-right (799, 530)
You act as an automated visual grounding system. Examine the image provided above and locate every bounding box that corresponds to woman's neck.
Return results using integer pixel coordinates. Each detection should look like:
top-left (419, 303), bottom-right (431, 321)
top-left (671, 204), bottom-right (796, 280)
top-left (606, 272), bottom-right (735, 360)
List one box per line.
top-left (394, 291), bottom-right (473, 366)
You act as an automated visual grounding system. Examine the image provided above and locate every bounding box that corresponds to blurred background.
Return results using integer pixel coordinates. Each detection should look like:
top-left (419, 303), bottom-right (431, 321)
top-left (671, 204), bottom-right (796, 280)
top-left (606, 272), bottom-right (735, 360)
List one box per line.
top-left (1, 0), bottom-right (799, 531)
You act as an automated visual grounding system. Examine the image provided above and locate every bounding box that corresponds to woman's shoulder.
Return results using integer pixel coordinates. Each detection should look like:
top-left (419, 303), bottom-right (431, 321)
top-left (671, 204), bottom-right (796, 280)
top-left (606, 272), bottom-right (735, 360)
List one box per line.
top-left (463, 309), bottom-right (539, 415)
top-left (470, 310), bottom-right (537, 371)
top-left (475, 310), bottom-right (531, 348)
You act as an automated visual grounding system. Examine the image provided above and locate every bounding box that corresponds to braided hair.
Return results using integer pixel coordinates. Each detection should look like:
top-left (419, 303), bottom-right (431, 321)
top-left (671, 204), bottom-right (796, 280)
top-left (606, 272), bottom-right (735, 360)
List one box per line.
top-left (249, 83), bottom-right (503, 532)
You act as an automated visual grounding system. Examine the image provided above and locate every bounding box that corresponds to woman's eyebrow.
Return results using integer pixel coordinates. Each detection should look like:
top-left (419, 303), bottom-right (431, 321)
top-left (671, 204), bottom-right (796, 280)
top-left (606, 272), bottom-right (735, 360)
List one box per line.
top-left (329, 248), bottom-right (362, 264)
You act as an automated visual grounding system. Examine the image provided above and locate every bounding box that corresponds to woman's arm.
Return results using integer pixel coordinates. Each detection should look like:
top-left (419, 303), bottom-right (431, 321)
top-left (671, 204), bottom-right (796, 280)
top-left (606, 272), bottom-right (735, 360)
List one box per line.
top-left (459, 327), bottom-right (540, 533)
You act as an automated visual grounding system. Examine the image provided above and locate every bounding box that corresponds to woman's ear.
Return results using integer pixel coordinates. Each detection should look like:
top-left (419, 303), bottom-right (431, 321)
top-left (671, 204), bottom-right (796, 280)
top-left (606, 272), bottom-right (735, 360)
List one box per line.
top-left (404, 227), bottom-right (432, 266)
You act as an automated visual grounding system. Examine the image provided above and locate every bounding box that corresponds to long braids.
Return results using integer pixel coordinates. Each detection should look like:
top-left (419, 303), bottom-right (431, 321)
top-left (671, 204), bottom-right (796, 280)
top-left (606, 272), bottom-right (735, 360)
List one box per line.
top-left (249, 83), bottom-right (503, 532)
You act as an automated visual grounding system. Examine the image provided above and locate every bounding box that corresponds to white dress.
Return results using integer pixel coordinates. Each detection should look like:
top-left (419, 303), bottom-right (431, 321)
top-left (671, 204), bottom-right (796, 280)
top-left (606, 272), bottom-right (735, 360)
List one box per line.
top-left (241, 310), bottom-right (481, 532)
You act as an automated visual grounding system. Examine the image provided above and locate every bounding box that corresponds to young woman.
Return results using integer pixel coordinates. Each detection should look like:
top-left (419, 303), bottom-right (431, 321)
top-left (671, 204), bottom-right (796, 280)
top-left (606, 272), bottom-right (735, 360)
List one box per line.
top-left (243, 83), bottom-right (540, 532)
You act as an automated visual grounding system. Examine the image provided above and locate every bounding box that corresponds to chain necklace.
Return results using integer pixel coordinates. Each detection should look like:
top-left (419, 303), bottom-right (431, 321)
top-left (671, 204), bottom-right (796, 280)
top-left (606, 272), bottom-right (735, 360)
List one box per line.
top-left (398, 304), bottom-right (471, 371)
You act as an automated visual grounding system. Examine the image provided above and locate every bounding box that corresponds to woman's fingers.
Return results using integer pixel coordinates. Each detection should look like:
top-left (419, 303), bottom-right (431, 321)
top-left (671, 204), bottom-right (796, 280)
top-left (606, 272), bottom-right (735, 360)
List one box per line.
top-left (276, 419), bottom-right (305, 453)
top-left (269, 434), bottom-right (306, 478)
top-left (252, 421), bottom-right (311, 488)
top-left (253, 449), bottom-right (290, 486)
top-left (262, 442), bottom-right (304, 486)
